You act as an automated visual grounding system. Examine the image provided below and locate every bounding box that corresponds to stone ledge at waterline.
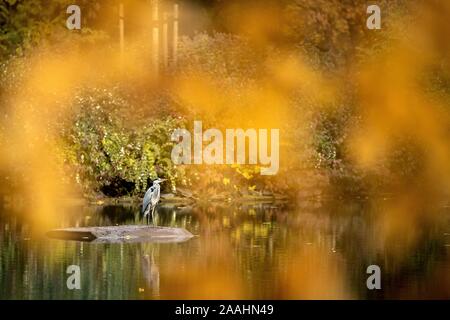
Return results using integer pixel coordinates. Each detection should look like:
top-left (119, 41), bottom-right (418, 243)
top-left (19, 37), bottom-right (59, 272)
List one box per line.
top-left (87, 192), bottom-right (290, 206)
top-left (46, 225), bottom-right (194, 244)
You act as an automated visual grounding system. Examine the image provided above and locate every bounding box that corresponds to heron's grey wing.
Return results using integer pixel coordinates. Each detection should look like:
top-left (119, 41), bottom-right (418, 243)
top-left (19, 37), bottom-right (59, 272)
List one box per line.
top-left (142, 186), bottom-right (155, 214)
top-left (150, 185), bottom-right (161, 206)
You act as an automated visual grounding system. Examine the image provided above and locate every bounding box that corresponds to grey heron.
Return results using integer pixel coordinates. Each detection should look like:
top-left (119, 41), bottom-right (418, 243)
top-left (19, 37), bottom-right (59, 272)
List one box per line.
top-left (142, 178), bottom-right (166, 224)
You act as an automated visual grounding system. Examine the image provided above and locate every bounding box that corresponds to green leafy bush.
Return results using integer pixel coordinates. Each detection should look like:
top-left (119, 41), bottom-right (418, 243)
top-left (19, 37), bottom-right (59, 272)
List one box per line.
top-left (62, 87), bottom-right (184, 197)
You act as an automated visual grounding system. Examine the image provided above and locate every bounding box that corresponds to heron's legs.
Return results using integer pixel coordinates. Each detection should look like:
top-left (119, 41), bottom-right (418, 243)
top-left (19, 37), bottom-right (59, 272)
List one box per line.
top-left (151, 206), bottom-right (156, 226)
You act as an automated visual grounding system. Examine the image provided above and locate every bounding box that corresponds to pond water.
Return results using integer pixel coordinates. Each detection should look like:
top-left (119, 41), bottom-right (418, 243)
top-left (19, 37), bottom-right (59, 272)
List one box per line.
top-left (0, 200), bottom-right (449, 299)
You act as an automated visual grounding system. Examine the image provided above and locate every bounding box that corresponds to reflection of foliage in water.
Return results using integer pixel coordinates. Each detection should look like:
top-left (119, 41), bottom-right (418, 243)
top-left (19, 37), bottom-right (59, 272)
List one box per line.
top-left (1, 202), bottom-right (449, 299)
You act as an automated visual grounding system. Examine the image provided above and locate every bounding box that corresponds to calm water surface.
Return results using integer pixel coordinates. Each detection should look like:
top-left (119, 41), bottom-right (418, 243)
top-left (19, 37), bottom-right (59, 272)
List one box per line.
top-left (1, 200), bottom-right (449, 299)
